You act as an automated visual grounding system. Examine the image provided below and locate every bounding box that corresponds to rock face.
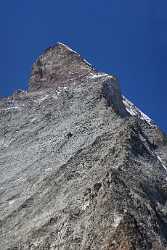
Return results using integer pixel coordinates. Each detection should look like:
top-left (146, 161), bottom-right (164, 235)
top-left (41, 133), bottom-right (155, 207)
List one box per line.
top-left (0, 43), bottom-right (167, 250)
top-left (29, 42), bottom-right (95, 92)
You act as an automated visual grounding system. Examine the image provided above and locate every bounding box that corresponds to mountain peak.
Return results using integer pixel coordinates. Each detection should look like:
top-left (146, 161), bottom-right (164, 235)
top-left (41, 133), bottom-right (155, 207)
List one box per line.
top-left (29, 42), bottom-right (96, 92)
top-left (56, 42), bottom-right (80, 54)
top-left (1, 42), bottom-right (167, 249)
top-left (28, 42), bottom-right (128, 117)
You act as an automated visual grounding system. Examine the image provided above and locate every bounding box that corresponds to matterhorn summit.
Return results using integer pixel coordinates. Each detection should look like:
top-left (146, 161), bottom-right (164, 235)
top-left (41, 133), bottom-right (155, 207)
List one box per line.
top-left (0, 43), bottom-right (167, 250)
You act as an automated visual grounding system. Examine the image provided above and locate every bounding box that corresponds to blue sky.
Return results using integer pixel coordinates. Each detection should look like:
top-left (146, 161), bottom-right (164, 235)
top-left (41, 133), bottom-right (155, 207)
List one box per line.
top-left (1, 0), bottom-right (167, 132)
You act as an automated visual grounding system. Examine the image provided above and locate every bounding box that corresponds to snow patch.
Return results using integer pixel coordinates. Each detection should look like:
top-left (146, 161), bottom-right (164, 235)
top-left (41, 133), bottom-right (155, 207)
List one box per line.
top-left (0, 106), bottom-right (20, 111)
top-left (37, 95), bottom-right (49, 104)
top-left (9, 200), bottom-right (15, 205)
top-left (34, 87), bottom-right (69, 104)
top-left (31, 118), bottom-right (37, 123)
top-left (123, 96), bottom-right (155, 126)
top-left (57, 42), bottom-right (93, 68)
top-left (89, 73), bottom-right (113, 79)
top-left (82, 201), bottom-right (90, 210)
top-left (57, 42), bottom-right (79, 55)
top-left (113, 214), bottom-right (122, 228)
top-left (83, 58), bottom-right (93, 68)
top-left (156, 155), bottom-right (167, 173)
top-left (139, 110), bottom-right (153, 125)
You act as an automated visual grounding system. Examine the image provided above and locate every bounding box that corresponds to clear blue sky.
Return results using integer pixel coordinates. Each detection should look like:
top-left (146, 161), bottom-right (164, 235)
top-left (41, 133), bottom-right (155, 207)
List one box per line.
top-left (1, 0), bottom-right (167, 132)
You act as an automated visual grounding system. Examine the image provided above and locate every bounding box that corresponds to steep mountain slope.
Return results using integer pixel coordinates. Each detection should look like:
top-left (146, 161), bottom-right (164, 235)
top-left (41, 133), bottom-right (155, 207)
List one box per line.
top-left (0, 43), bottom-right (167, 250)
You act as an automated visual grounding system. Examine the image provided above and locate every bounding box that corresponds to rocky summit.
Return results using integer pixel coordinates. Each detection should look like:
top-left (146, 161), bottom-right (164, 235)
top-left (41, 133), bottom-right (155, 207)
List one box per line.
top-left (0, 42), bottom-right (167, 250)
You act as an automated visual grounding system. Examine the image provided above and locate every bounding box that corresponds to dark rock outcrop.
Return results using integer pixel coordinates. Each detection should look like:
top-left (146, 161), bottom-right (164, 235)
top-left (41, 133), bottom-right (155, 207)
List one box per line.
top-left (0, 43), bottom-right (167, 250)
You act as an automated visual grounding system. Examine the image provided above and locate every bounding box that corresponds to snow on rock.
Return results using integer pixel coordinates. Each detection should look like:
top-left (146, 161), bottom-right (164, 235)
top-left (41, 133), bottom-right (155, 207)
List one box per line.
top-left (9, 200), bottom-right (16, 206)
top-left (123, 96), bottom-right (155, 126)
top-left (82, 201), bottom-right (90, 211)
top-left (33, 86), bottom-right (69, 104)
top-left (82, 58), bottom-right (94, 68)
top-left (29, 42), bottom-right (95, 92)
top-left (57, 42), bottom-right (93, 68)
top-left (113, 214), bottom-right (122, 228)
top-left (156, 155), bottom-right (167, 173)
top-left (89, 72), bottom-right (114, 79)
top-left (57, 42), bottom-right (79, 55)
top-left (37, 95), bottom-right (49, 104)
top-left (0, 106), bottom-right (20, 111)
top-left (30, 118), bottom-right (37, 123)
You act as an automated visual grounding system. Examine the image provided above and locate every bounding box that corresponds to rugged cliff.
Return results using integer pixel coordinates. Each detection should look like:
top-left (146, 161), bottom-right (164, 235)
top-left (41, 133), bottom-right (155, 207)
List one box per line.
top-left (0, 43), bottom-right (167, 250)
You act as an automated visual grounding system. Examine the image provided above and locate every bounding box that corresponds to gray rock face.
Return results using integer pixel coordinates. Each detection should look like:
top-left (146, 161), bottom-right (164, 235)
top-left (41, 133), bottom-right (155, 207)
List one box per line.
top-left (29, 42), bottom-right (95, 92)
top-left (0, 43), bottom-right (167, 250)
